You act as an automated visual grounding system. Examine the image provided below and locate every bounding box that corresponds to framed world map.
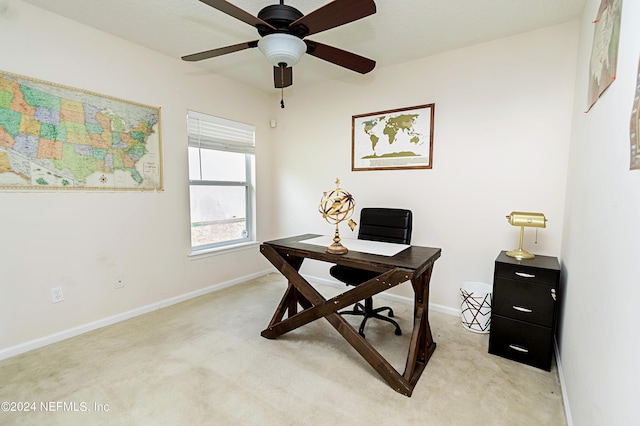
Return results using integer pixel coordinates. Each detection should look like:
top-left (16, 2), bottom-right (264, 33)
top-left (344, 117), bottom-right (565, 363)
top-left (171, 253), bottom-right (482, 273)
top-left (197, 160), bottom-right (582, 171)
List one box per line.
top-left (0, 70), bottom-right (162, 191)
top-left (352, 104), bottom-right (434, 171)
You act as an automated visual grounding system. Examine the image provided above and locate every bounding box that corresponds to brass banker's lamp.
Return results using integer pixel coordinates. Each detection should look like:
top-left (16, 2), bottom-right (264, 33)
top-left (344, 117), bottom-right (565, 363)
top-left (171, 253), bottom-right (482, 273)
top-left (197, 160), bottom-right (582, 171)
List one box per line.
top-left (505, 212), bottom-right (547, 260)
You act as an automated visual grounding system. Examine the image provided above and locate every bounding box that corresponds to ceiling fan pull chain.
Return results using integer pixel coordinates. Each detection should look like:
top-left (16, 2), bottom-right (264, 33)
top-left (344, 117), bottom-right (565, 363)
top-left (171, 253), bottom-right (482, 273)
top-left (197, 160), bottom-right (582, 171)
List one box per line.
top-left (280, 63), bottom-right (286, 108)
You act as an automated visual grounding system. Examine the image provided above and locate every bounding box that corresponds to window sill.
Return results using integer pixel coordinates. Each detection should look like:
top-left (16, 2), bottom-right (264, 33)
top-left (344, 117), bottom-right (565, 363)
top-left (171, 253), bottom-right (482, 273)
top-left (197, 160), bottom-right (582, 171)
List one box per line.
top-left (189, 241), bottom-right (260, 259)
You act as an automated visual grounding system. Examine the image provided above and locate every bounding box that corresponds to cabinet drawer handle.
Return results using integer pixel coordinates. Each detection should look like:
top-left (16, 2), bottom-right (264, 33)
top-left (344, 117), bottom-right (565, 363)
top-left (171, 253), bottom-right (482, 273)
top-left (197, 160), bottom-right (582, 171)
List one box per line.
top-left (512, 305), bottom-right (533, 313)
top-left (508, 344), bottom-right (529, 353)
top-left (515, 272), bottom-right (535, 278)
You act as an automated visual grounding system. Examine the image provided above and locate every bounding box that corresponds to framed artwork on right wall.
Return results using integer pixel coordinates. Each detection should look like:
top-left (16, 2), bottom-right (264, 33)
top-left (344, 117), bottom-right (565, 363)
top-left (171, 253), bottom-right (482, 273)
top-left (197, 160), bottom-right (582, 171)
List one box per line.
top-left (586, 0), bottom-right (623, 112)
top-left (630, 56), bottom-right (640, 170)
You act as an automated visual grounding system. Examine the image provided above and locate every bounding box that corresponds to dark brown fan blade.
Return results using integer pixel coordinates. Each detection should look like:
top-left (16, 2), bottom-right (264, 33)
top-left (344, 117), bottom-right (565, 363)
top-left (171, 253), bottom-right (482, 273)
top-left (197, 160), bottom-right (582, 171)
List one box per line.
top-left (305, 40), bottom-right (375, 74)
top-left (182, 40), bottom-right (259, 62)
top-left (199, 0), bottom-right (276, 31)
top-left (273, 66), bottom-right (293, 88)
top-left (290, 0), bottom-right (375, 37)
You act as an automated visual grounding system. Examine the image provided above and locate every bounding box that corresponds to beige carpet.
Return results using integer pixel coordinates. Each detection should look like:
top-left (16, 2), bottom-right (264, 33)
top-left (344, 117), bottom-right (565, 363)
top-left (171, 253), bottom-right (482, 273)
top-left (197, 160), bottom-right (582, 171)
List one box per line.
top-left (0, 273), bottom-right (566, 425)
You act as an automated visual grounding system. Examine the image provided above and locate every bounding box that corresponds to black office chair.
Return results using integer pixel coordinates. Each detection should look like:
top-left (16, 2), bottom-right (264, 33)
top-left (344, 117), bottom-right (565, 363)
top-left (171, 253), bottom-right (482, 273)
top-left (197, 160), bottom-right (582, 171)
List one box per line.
top-left (329, 208), bottom-right (412, 338)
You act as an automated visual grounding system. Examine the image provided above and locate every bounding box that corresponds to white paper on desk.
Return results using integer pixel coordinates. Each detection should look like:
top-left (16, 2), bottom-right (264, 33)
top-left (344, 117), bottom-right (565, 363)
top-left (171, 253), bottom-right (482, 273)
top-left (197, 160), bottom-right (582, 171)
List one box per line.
top-left (299, 236), bottom-right (409, 256)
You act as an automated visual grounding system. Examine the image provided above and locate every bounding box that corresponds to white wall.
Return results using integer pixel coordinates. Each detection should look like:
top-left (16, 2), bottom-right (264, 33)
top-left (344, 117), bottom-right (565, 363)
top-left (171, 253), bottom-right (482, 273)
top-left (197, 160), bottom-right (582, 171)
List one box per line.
top-left (560, 0), bottom-right (640, 424)
top-left (0, 1), bottom-right (274, 354)
top-left (270, 22), bottom-right (579, 310)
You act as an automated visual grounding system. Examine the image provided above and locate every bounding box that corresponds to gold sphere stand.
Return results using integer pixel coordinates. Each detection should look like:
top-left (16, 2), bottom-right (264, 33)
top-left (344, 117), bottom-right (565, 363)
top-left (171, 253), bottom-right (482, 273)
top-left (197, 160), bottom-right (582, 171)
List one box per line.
top-left (326, 224), bottom-right (348, 254)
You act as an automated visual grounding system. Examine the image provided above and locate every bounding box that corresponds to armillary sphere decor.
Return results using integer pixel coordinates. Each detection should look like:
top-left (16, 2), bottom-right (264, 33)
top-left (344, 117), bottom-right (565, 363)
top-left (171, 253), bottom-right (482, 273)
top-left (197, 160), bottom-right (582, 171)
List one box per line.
top-left (318, 178), bottom-right (357, 254)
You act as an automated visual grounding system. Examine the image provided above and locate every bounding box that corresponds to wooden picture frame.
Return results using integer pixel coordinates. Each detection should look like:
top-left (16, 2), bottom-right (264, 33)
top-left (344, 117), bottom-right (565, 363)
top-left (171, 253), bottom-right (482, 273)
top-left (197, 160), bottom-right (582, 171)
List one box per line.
top-left (352, 104), bottom-right (434, 171)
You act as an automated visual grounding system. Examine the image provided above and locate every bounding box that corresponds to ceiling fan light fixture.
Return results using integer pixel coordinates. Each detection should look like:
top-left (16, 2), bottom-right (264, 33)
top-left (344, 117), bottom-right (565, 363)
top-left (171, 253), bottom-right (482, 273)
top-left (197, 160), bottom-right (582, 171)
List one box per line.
top-left (258, 33), bottom-right (306, 67)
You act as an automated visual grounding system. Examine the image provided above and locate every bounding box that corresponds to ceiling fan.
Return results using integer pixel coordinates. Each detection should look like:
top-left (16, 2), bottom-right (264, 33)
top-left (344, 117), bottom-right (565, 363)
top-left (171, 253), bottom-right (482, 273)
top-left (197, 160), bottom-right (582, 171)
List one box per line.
top-left (182, 0), bottom-right (377, 104)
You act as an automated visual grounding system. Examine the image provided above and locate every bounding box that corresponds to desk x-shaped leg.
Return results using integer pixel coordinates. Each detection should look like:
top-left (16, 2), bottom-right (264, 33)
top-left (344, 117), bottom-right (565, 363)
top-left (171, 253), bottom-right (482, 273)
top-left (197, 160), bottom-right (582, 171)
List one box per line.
top-left (260, 245), bottom-right (437, 397)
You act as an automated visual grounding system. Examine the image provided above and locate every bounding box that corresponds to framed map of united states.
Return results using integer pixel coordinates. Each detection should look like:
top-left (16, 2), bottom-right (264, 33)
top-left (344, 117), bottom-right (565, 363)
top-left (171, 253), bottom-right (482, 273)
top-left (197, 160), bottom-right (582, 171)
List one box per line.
top-left (0, 70), bottom-right (162, 191)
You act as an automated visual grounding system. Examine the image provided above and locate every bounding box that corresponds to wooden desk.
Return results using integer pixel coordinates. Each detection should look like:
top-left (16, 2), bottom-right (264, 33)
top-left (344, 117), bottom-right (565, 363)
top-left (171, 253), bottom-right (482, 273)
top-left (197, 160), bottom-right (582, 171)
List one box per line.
top-left (260, 234), bottom-right (441, 397)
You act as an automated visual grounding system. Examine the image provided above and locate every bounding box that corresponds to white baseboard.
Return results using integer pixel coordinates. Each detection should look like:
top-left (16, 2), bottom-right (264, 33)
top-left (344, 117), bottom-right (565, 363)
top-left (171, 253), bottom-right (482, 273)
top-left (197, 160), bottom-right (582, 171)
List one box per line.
top-left (555, 339), bottom-right (573, 426)
top-left (0, 269), bottom-right (272, 361)
top-left (0, 271), bottom-right (462, 361)
top-left (304, 274), bottom-right (462, 318)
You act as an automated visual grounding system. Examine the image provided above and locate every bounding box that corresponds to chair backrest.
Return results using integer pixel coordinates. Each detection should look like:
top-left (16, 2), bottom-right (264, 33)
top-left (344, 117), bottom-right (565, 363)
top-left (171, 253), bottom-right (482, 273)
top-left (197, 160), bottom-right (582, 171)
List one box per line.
top-left (357, 208), bottom-right (412, 245)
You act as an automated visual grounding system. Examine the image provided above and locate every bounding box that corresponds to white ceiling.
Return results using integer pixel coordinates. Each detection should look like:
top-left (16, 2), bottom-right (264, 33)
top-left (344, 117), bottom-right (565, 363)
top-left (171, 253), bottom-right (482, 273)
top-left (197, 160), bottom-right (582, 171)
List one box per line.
top-left (18, 0), bottom-right (585, 93)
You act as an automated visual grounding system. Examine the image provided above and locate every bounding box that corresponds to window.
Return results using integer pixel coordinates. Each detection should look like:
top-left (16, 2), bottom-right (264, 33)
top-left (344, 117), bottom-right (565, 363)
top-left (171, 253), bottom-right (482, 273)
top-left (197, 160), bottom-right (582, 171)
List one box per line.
top-left (187, 111), bottom-right (255, 251)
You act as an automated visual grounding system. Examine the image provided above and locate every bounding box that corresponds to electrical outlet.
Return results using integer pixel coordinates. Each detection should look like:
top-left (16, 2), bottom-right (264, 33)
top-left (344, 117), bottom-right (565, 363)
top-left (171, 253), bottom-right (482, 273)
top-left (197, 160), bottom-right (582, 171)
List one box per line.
top-left (114, 276), bottom-right (125, 289)
top-left (51, 287), bottom-right (64, 303)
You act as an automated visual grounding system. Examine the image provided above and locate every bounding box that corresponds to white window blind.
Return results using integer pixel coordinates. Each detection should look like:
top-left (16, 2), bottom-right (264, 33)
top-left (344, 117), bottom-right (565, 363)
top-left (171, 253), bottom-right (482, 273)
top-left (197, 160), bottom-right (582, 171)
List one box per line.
top-left (187, 110), bottom-right (255, 154)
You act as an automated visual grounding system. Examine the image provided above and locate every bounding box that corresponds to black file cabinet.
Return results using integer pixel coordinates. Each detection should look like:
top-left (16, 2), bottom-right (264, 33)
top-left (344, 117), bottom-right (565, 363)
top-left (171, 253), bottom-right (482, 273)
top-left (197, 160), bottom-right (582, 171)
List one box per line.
top-left (488, 251), bottom-right (560, 371)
